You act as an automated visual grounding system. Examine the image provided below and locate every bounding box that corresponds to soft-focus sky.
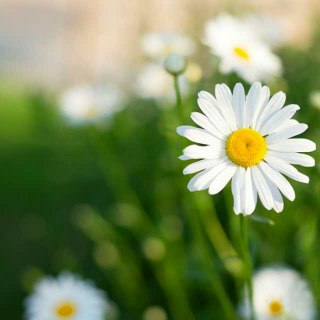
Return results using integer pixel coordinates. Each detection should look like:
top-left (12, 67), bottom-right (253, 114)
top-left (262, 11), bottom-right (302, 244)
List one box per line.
top-left (1, 0), bottom-right (319, 88)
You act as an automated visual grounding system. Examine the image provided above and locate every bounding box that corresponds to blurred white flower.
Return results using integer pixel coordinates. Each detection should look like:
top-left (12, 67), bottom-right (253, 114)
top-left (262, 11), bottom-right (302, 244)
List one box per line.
top-left (178, 82), bottom-right (316, 215)
top-left (25, 272), bottom-right (109, 320)
top-left (243, 14), bottom-right (284, 48)
top-left (59, 84), bottom-right (123, 125)
top-left (141, 32), bottom-right (196, 61)
top-left (203, 13), bottom-right (282, 83)
top-left (310, 91), bottom-right (320, 110)
top-left (241, 266), bottom-right (316, 320)
top-left (134, 63), bottom-right (190, 103)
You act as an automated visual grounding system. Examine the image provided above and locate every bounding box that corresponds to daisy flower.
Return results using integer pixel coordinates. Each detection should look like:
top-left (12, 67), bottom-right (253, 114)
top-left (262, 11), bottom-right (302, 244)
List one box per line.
top-left (141, 32), bottom-right (196, 61)
top-left (177, 82), bottom-right (316, 215)
top-left (25, 272), bottom-right (109, 320)
top-left (241, 266), bottom-right (316, 320)
top-left (59, 84), bottom-right (123, 125)
top-left (203, 13), bottom-right (282, 83)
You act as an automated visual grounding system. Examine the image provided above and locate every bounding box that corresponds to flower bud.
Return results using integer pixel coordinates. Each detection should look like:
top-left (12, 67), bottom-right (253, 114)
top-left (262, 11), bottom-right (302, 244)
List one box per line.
top-left (164, 52), bottom-right (187, 76)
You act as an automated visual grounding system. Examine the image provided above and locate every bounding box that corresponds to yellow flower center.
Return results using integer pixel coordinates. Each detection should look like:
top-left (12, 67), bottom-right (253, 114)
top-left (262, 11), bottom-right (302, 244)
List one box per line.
top-left (234, 47), bottom-right (250, 60)
top-left (56, 302), bottom-right (77, 318)
top-left (226, 128), bottom-right (267, 168)
top-left (269, 300), bottom-right (283, 316)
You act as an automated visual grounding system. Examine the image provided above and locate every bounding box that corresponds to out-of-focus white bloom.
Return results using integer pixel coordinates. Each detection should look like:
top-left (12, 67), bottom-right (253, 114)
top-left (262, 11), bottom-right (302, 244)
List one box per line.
top-left (243, 14), bottom-right (284, 48)
top-left (25, 272), bottom-right (109, 320)
top-left (141, 32), bottom-right (196, 61)
top-left (241, 266), bottom-right (316, 320)
top-left (178, 82), bottom-right (316, 215)
top-left (164, 52), bottom-right (187, 75)
top-left (59, 84), bottom-right (123, 125)
top-left (134, 63), bottom-right (190, 103)
top-left (203, 13), bottom-right (282, 83)
top-left (310, 91), bottom-right (320, 110)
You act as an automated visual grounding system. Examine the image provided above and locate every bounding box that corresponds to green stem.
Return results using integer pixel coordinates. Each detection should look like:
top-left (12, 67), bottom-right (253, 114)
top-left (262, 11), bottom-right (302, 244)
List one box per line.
top-left (174, 75), bottom-right (184, 123)
top-left (88, 126), bottom-right (195, 320)
top-left (172, 76), bottom-right (236, 318)
top-left (240, 215), bottom-right (254, 320)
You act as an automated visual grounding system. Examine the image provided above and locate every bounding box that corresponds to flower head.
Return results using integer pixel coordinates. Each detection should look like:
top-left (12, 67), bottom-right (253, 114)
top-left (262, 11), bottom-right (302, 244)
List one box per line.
top-left (25, 272), bottom-right (109, 320)
top-left (178, 82), bottom-right (316, 215)
top-left (59, 84), bottom-right (123, 125)
top-left (141, 32), bottom-right (196, 61)
top-left (164, 52), bottom-right (187, 76)
top-left (241, 266), bottom-right (316, 320)
top-left (203, 13), bottom-right (282, 83)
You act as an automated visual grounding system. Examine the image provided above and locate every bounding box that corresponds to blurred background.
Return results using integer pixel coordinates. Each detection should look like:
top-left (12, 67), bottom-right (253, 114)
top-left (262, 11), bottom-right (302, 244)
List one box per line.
top-left (2, 0), bottom-right (320, 319)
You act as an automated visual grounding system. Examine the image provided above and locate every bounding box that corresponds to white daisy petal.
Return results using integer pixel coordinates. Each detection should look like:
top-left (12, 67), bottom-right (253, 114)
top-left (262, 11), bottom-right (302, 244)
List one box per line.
top-left (255, 92), bottom-right (286, 131)
top-left (198, 90), bottom-right (217, 106)
top-left (176, 126), bottom-right (223, 146)
top-left (260, 104), bottom-right (300, 136)
top-left (183, 145), bottom-right (225, 160)
top-left (266, 123), bottom-right (308, 143)
top-left (265, 155), bottom-right (310, 183)
top-left (231, 167), bottom-right (243, 214)
top-left (197, 97), bottom-right (231, 136)
top-left (243, 167), bottom-right (257, 215)
top-left (215, 84), bottom-right (238, 131)
top-left (267, 138), bottom-right (316, 153)
top-left (267, 151), bottom-right (315, 167)
top-left (251, 86), bottom-right (270, 130)
top-left (179, 155), bottom-right (191, 160)
top-left (232, 83), bottom-right (246, 128)
top-left (187, 160), bottom-right (229, 191)
top-left (274, 119), bottom-right (298, 132)
top-left (263, 173), bottom-right (284, 213)
top-left (190, 112), bottom-right (225, 140)
top-left (259, 161), bottom-right (295, 201)
top-left (208, 163), bottom-right (237, 195)
top-left (252, 166), bottom-right (273, 210)
top-left (245, 82), bottom-right (262, 128)
top-left (183, 158), bottom-right (226, 175)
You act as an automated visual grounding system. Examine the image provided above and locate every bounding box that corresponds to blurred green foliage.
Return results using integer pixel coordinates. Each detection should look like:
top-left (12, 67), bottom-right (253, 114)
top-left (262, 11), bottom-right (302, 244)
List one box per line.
top-left (2, 31), bottom-right (320, 319)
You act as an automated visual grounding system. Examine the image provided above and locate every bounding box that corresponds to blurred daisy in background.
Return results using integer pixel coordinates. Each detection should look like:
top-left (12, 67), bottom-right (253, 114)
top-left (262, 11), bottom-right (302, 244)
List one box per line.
top-left (134, 63), bottom-right (191, 104)
top-left (243, 14), bottom-right (284, 48)
top-left (240, 266), bottom-right (316, 320)
top-left (25, 272), bottom-right (110, 320)
top-left (178, 82), bottom-right (316, 215)
top-left (141, 32), bottom-right (196, 61)
top-left (203, 13), bottom-right (282, 83)
top-left (59, 84), bottom-right (123, 125)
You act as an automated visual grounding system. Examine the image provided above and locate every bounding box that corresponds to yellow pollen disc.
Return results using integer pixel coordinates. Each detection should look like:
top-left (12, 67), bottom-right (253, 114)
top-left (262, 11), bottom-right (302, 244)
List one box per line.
top-left (234, 47), bottom-right (250, 60)
top-left (226, 128), bottom-right (267, 168)
top-left (269, 301), bottom-right (283, 316)
top-left (56, 302), bottom-right (76, 318)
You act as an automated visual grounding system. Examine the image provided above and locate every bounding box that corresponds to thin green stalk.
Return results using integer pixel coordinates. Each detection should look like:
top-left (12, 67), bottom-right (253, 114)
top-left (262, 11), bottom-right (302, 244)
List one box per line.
top-left (88, 126), bottom-right (195, 320)
top-left (240, 215), bottom-right (254, 320)
top-left (172, 77), bottom-right (236, 319)
top-left (174, 75), bottom-right (184, 123)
